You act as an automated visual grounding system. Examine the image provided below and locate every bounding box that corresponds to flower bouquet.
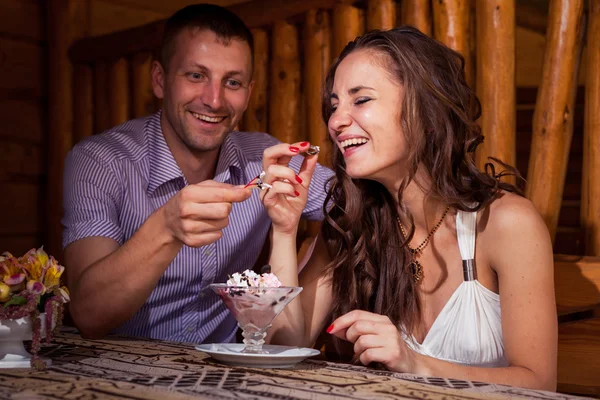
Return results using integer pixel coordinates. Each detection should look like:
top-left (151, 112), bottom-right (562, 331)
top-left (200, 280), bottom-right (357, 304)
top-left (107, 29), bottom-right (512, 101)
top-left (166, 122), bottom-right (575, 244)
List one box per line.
top-left (0, 247), bottom-right (69, 368)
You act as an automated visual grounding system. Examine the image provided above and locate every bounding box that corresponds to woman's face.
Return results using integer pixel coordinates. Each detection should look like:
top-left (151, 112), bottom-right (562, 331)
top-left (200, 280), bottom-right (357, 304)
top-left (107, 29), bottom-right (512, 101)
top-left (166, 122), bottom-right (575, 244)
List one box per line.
top-left (328, 49), bottom-right (408, 186)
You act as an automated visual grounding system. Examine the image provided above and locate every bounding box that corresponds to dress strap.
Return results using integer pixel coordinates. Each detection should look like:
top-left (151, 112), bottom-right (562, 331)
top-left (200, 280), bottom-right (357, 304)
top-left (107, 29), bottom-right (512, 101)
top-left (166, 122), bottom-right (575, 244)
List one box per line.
top-left (456, 209), bottom-right (478, 281)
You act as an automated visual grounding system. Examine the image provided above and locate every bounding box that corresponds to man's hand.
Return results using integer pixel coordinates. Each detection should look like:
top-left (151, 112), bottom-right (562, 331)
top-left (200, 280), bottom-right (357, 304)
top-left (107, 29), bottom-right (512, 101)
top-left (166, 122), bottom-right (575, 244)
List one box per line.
top-left (162, 181), bottom-right (251, 247)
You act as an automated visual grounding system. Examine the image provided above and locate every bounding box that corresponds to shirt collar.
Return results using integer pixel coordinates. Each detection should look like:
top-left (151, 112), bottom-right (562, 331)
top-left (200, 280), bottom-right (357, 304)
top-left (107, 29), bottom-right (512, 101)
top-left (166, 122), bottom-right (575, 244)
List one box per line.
top-left (146, 111), bottom-right (247, 194)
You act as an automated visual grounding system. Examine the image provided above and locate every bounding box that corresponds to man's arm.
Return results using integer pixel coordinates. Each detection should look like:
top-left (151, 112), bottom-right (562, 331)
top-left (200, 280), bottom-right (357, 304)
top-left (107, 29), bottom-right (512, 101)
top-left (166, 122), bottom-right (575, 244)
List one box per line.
top-left (65, 207), bottom-right (181, 338)
top-left (63, 147), bottom-right (251, 338)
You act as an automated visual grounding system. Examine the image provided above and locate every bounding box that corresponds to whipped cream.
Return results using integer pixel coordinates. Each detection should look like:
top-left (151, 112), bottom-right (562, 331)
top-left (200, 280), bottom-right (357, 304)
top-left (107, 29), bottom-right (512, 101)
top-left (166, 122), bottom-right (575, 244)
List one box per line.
top-left (226, 269), bottom-right (282, 288)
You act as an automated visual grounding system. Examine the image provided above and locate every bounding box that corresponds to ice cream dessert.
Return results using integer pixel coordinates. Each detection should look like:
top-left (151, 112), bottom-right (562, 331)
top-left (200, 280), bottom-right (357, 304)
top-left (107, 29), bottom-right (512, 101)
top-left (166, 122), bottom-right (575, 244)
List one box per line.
top-left (210, 270), bottom-right (302, 353)
top-left (226, 269), bottom-right (282, 288)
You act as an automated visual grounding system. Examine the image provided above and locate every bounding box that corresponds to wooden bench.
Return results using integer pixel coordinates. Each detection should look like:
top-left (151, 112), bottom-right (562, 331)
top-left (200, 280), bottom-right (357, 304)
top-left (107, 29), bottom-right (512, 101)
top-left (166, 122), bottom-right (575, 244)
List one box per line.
top-left (555, 255), bottom-right (600, 397)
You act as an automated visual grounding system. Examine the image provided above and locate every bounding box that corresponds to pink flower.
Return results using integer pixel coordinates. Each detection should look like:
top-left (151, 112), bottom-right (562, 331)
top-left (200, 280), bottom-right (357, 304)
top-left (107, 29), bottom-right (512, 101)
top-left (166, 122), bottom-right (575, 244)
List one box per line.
top-left (26, 280), bottom-right (45, 294)
top-left (4, 273), bottom-right (26, 286)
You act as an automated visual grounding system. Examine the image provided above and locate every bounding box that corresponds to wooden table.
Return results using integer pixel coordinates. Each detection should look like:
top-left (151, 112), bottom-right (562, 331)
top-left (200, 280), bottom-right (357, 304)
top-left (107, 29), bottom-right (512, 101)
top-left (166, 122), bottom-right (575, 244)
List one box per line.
top-left (0, 330), bottom-right (592, 399)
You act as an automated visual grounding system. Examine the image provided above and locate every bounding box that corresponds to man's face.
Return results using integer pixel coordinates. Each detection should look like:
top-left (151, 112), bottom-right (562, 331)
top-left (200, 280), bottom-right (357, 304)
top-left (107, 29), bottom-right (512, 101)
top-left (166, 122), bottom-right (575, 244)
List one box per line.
top-left (153, 29), bottom-right (253, 153)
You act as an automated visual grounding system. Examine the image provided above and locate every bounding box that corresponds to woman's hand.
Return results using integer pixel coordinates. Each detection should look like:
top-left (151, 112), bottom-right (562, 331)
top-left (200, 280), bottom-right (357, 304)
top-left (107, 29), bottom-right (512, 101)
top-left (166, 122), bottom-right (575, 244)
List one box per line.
top-left (328, 310), bottom-right (420, 373)
top-left (259, 141), bottom-right (318, 235)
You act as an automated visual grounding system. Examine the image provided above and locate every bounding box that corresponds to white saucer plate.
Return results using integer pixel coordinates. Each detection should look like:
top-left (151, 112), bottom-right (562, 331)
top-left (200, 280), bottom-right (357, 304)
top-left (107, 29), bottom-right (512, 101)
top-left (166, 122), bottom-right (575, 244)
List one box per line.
top-left (195, 343), bottom-right (320, 368)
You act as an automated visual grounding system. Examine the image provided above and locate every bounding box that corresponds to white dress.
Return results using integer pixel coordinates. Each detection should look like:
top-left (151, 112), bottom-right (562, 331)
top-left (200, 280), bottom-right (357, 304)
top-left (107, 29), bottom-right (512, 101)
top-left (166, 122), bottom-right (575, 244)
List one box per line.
top-left (403, 210), bottom-right (508, 367)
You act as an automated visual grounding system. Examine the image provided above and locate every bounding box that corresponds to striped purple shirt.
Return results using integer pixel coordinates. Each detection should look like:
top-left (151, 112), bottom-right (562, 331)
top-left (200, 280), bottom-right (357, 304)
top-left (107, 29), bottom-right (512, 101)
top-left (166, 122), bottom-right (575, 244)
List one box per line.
top-left (62, 111), bottom-right (333, 344)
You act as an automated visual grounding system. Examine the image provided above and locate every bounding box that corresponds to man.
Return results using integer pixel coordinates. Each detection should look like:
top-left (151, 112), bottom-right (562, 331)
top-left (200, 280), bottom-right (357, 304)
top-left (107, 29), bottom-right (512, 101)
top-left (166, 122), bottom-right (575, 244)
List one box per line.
top-left (62, 4), bottom-right (332, 344)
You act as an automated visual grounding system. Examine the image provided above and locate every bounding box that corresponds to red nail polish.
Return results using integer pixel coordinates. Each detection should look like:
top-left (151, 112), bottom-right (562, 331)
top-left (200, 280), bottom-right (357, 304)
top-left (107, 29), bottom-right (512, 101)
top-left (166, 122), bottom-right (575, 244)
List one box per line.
top-left (294, 191), bottom-right (300, 197)
top-left (300, 141), bottom-right (309, 147)
top-left (326, 324), bottom-right (334, 333)
top-left (295, 175), bottom-right (303, 184)
top-left (244, 176), bottom-right (258, 188)
top-left (289, 146), bottom-right (299, 152)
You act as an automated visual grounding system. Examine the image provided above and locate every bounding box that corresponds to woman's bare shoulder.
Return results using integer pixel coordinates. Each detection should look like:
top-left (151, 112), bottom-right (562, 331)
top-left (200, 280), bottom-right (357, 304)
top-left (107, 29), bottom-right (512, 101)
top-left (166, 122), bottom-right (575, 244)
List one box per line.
top-left (478, 191), bottom-right (553, 272)
top-left (479, 191), bottom-right (546, 235)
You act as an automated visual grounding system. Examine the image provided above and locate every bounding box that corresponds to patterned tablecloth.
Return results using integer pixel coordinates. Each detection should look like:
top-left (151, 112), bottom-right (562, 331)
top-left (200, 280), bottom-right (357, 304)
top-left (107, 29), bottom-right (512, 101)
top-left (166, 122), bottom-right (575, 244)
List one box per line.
top-left (0, 330), bottom-right (592, 400)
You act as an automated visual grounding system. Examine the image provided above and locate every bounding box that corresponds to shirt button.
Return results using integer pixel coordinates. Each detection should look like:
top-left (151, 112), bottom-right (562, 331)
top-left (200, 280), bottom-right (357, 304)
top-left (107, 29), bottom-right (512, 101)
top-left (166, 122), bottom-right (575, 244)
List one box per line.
top-left (203, 249), bottom-right (212, 256)
top-left (187, 325), bottom-right (194, 333)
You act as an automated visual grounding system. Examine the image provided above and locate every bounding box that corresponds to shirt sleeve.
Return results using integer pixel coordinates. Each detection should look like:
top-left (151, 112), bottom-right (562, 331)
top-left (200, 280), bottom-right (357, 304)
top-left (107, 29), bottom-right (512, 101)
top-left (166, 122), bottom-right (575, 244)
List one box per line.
top-left (62, 146), bottom-right (124, 249)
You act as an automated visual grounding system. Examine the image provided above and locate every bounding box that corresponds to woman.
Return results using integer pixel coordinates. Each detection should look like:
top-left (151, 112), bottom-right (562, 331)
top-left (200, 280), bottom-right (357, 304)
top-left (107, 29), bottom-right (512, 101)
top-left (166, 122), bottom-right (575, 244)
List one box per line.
top-left (257, 27), bottom-right (556, 390)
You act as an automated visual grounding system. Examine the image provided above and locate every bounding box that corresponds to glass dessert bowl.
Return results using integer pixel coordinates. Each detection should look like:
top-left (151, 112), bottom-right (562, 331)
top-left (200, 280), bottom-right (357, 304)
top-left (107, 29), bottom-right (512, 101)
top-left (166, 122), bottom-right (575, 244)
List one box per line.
top-left (210, 271), bottom-right (302, 354)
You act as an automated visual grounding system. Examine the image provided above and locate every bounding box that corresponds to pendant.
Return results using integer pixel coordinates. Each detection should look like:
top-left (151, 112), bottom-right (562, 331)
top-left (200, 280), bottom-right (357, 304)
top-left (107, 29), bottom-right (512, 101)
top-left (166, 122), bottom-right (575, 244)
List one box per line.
top-left (409, 259), bottom-right (423, 283)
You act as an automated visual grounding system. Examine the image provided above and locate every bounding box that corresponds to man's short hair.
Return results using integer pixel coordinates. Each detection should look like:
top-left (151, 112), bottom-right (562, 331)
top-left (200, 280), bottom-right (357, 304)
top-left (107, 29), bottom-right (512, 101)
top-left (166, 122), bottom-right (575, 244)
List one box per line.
top-left (160, 3), bottom-right (254, 71)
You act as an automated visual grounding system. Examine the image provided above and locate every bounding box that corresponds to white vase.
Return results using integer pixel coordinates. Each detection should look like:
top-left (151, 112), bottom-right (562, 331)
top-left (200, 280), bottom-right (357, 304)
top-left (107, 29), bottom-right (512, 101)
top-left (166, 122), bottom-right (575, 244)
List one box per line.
top-left (0, 313), bottom-right (51, 368)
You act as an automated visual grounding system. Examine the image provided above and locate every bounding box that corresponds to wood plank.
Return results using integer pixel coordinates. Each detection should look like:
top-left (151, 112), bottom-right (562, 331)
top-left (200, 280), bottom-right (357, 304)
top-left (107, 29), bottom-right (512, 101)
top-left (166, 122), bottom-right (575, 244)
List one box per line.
top-left (582, 0), bottom-right (600, 256)
top-left (94, 61), bottom-right (111, 133)
top-left (558, 318), bottom-right (600, 397)
top-left (46, 0), bottom-right (90, 259)
top-left (243, 29), bottom-right (269, 132)
top-left (525, 0), bottom-right (585, 242)
top-left (0, 140), bottom-right (43, 180)
top-left (89, 0), bottom-right (164, 36)
top-left (303, 9), bottom-right (331, 168)
top-left (433, 0), bottom-right (472, 87)
top-left (0, 37), bottom-right (44, 98)
top-left (73, 63), bottom-right (94, 144)
top-left (475, 0), bottom-right (516, 180)
top-left (400, 0), bottom-right (432, 36)
top-left (131, 52), bottom-right (155, 118)
top-left (269, 21), bottom-right (301, 144)
top-left (332, 4), bottom-right (364, 60)
top-left (0, 234), bottom-right (41, 256)
top-left (99, 0), bottom-right (250, 15)
top-left (109, 58), bottom-right (131, 126)
top-left (0, 183), bottom-right (40, 235)
top-left (69, 0), bottom-right (340, 63)
top-left (367, 0), bottom-right (396, 31)
top-left (0, 99), bottom-right (44, 145)
top-left (554, 255), bottom-right (600, 312)
top-left (0, 0), bottom-right (45, 42)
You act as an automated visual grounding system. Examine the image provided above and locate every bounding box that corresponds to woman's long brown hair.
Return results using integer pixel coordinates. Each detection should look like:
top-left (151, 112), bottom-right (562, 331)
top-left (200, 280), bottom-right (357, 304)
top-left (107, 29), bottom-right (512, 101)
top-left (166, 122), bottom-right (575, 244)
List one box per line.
top-left (319, 26), bottom-right (521, 357)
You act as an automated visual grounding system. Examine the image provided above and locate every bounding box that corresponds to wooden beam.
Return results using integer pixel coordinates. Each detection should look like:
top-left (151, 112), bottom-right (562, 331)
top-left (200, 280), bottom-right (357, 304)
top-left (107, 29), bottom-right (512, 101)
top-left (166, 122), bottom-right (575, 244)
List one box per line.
top-left (400, 0), bottom-right (432, 36)
top-left (131, 52), bottom-right (155, 118)
top-left (269, 21), bottom-right (301, 144)
top-left (515, 2), bottom-right (549, 34)
top-left (582, 0), bottom-right (600, 256)
top-left (73, 63), bottom-right (93, 144)
top-left (69, 0), bottom-right (341, 63)
top-left (94, 61), bottom-right (111, 134)
top-left (433, 0), bottom-right (473, 87)
top-left (554, 254), bottom-right (600, 313)
top-left (367, 0), bottom-right (396, 31)
top-left (475, 0), bottom-right (516, 180)
top-left (525, 0), bottom-right (585, 242)
top-left (304, 9), bottom-right (331, 169)
top-left (46, 0), bottom-right (89, 259)
top-left (332, 4), bottom-right (364, 60)
top-left (109, 58), bottom-right (130, 126)
top-left (243, 29), bottom-right (269, 132)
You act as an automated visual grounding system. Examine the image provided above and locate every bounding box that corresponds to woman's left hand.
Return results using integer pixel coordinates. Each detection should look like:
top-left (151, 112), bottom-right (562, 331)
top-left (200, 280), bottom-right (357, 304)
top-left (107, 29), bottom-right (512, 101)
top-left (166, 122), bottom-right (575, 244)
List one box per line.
top-left (328, 310), bottom-right (419, 372)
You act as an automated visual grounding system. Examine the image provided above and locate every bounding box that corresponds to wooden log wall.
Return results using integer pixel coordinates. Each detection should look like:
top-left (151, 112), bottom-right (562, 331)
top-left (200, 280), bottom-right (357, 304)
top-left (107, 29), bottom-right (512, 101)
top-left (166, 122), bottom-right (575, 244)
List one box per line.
top-left (525, 0), bottom-right (585, 243)
top-left (582, 0), bottom-right (600, 256)
top-left (44, 0), bottom-right (599, 261)
top-left (0, 0), bottom-right (47, 255)
top-left (474, 0), bottom-right (516, 179)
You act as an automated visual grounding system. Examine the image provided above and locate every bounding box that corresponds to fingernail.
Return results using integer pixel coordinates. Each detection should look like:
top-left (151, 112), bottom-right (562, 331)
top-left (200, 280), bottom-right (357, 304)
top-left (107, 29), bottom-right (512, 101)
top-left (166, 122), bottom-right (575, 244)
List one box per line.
top-left (295, 175), bottom-right (303, 184)
top-left (294, 191), bottom-right (300, 197)
top-left (326, 324), bottom-right (334, 333)
top-left (289, 146), bottom-right (299, 152)
top-left (300, 141), bottom-right (309, 147)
